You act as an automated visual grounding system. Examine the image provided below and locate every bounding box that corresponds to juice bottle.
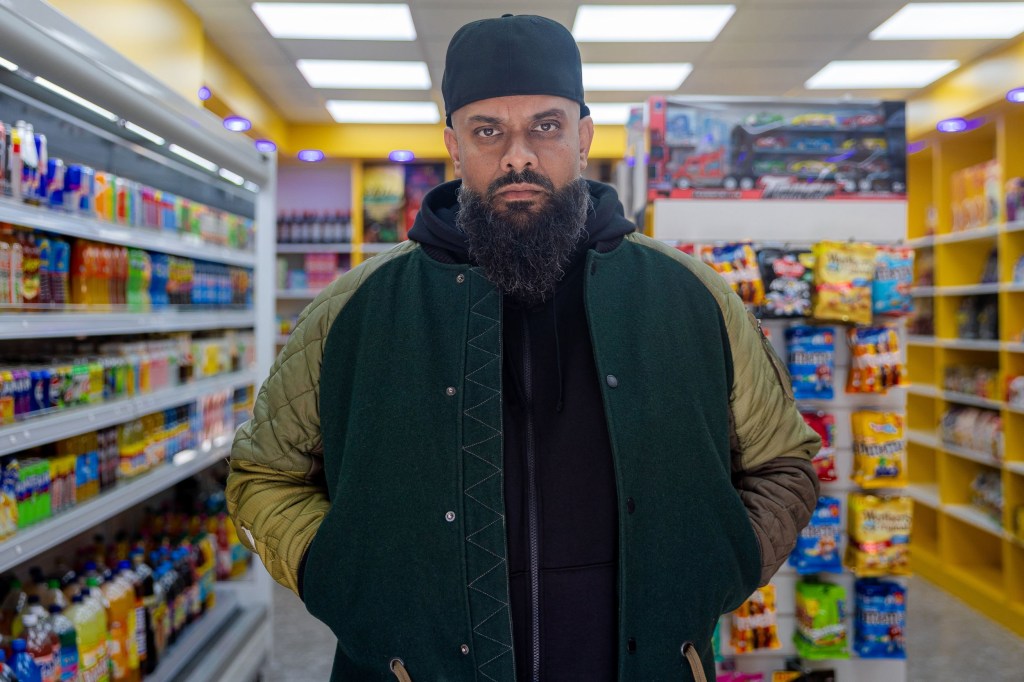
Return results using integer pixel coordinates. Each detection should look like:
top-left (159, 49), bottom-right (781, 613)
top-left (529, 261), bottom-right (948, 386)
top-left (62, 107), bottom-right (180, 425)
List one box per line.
top-left (11, 638), bottom-right (39, 682)
top-left (114, 562), bottom-right (140, 682)
top-left (0, 240), bottom-right (11, 304)
top-left (70, 240), bottom-right (89, 307)
top-left (47, 605), bottom-right (77, 682)
top-left (101, 568), bottom-right (131, 682)
top-left (0, 578), bottom-right (27, 636)
top-left (35, 235), bottom-right (51, 306)
top-left (95, 246), bottom-right (111, 309)
top-left (19, 231), bottom-right (40, 308)
top-left (40, 581), bottom-right (66, 612)
top-left (48, 238), bottom-right (70, 308)
top-left (65, 592), bottom-right (108, 682)
top-left (8, 233), bottom-right (23, 306)
top-left (21, 612), bottom-right (59, 682)
top-left (113, 247), bottom-right (127, 308)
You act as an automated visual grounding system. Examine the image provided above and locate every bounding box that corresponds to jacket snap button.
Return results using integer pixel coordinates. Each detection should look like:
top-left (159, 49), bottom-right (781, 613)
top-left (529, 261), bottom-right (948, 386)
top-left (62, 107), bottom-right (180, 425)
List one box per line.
top-left (626, 497), bottom-right (636, 514)
top-left (627, 637), bottom-right (637, 653)
top-left (456, 273), bottom-right (465, 284)
top-left (460, 644), bottom-right (470, 655)
top-left (446, 386), bottom-right (457, 396)
top-left (606, 375), bottom-right (618, 388)
top-left (445, 511), bottom-right (456, 522)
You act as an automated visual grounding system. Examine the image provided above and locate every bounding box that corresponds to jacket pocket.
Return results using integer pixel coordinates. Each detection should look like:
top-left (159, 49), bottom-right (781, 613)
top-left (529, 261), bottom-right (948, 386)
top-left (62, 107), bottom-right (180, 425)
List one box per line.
top-left (681, 641), bottom-right (708, 682)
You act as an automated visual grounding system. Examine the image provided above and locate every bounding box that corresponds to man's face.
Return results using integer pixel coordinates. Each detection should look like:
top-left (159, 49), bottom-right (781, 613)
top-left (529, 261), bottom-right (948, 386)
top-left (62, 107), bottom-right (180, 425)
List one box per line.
top-left (444, 94), bottom-right (595, 215)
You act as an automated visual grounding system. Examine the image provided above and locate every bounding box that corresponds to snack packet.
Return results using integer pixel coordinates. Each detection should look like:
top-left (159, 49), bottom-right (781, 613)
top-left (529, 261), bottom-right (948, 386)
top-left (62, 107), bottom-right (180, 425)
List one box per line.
top-left (851, 411), bottom-right (907, 488)
top-left (701, 242), bottom-right (765, 306)
top-left (872, 246), bottom-right (914, 316)
top-left (854, 579), bottom-right (906, 659)
top-left (731, 585), bottom-right (781, 653)
top-left (846, 494), bottom-right (913, 576)
top-left (812, 241), bottom-right (876, 325)
top-left (847, 327), bottom-right (904, 394)
top-left (789, 496), bottom-right (843, 574)
top-left (758, 248), bottom-right (813, 318)
top-left (801, 410), bottom-right (837, 481)
top-left (786, 326), bottom-right (835, 400)
top-left (794, 581), bottom-right (850, 660)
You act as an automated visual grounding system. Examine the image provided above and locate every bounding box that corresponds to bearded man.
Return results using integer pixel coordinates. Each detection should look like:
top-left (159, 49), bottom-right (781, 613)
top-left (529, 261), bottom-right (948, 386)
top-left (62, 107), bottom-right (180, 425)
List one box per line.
top-left (227, 14), bottom-right (820, 682)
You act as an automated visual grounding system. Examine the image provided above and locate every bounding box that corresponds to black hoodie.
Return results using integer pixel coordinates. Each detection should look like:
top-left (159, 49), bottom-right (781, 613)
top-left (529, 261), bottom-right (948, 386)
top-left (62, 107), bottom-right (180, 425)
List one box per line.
top-left (410, 180), bottom-right (636, 681)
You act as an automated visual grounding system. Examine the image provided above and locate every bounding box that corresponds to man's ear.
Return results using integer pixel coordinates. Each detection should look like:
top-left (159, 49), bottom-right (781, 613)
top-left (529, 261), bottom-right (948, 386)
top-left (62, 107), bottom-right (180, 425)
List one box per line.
top-left (444, 127), bottom-right (462, 178)
top-left (578, 115), bottom-right (595, 173)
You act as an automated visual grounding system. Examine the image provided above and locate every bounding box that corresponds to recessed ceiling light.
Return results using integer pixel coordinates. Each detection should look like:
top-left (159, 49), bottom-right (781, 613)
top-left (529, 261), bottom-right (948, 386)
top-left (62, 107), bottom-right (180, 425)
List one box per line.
top-left (168, 144), bottom-right (219, 173)
top-left (389, 150), bottom-right (415, 163)
top-left (33, 77), bottom-right (119, 122)
top-left (0, 57), bottom-right (18, 71)
top-left (870, 3), bottom-right (1024, 40)
top-left (124, 121), bottom-right (166, 146)
top-left (805, 60), bottom-right (959, 89)
top-left (223, 116), bottom-right (252, 132)
top-left (254, 139), bottom-right (278, 153)
top-left (573, 5), bottom-right (736, 42)
top-left (326, 100), bottom-right (441, 124)
top-left (198, 86), bottom-right (211, 101)
top-left (252, 3), bottom-right (416, 40)
top-left (297, 60), bottom-right (431, 90)
top-left (298, 149), bottom-right (326, 162)
top-left (1007, 87), bottom-right (1024, 103)
top-left (583, 64), bottom-right (693, 91)
top-left (586, 103), bottom-right (638, 125)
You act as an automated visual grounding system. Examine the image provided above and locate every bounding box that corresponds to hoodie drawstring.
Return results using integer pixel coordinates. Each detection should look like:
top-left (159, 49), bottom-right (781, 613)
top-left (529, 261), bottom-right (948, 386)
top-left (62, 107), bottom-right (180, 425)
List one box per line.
top-left (552, 300), bottom-right (564, 413)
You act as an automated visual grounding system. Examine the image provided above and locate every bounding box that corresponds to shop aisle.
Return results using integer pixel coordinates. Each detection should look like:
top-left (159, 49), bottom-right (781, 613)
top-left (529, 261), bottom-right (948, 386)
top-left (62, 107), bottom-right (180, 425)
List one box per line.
top-left (264, 577), bottom-right (1024, 681)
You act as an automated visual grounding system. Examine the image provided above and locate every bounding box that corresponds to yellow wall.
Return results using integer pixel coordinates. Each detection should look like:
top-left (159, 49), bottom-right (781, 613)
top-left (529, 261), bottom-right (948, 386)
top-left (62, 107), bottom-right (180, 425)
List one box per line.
top-left (202, 41), bottom-right (288, 145)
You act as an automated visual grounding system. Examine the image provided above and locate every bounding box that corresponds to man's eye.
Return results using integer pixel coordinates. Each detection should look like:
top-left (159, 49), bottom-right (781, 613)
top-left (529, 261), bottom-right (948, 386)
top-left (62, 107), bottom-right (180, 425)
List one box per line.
top-left (535, 122), bottom-right (558, 132)
top-left (477, 127), bottom-right (498, 138)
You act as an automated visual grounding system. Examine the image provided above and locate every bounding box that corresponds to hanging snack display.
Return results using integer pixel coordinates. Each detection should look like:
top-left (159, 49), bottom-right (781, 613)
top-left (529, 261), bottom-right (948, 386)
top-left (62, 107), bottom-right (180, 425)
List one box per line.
top-left (731, 585), bottom-right (782, 654)
top-left (700, 242), bottom-right (765, 306)
top-left (846, 494), bottom-right (913, 577)
top-left (851, 411), bottom-right (907, 489)
top-left (789, 496), bottom-right (843, 574)
top-left (847, 326), bottom-right (905, 394)
top-left (801, 410), bottom-right (837, 482)
top-left (854, 579), bottom-right (907, 659)
top-left (786, 326), bottom-right (835, 400)
top-left (812, 241), bottom-right (877, 325)
top-left (794, 581), bottom-right (851, 660)
top-left (757, 248), bottom-right (814, 318)
top-left (872, 246), bottom-right (914, 317)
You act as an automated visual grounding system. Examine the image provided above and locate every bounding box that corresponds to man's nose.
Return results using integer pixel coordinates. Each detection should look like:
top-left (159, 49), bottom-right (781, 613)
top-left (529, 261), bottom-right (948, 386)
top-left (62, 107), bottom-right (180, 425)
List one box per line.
top-left (501, 133), bottom-right (539, 173)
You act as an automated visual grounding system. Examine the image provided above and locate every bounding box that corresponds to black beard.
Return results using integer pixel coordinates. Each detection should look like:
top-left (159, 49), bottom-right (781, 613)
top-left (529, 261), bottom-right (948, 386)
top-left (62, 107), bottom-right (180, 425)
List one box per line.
top-left (456, 171), bottom-right (590, 306)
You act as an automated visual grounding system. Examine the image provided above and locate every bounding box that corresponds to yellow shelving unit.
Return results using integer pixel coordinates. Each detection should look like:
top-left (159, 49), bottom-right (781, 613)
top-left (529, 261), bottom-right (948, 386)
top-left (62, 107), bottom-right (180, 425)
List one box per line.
top-left (906, 98), bottom-right (1024, 638)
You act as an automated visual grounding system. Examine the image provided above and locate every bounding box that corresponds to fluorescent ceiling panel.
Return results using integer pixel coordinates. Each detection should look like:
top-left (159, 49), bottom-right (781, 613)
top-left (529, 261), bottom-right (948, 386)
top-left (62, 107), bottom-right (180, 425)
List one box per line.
top-left (251, 3), bottom-right (416, 40)
top-left (326, 100), bottom-right (441, 124)
top-left (573, 4), bottom-right (736, 42)
top-left (583, 64), bottom-right (692, 90)
top-left (33, 77), bottom-right (118, 122)
top-left (870, 3), bottom-right (1024, 40)
top-left (586, 103), bottom-right (637, 125)
top-left (297, 60), bottom-right (431, 89)
top-left (806, 60), bottom-right (959, 89)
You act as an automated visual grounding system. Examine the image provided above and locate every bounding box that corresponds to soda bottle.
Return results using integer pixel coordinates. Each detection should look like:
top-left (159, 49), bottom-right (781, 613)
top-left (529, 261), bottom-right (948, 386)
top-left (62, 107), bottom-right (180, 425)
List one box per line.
top-left (101, 567), bottom-right (131, 682)
top-left (0, 578), bottom-right (27, 637)
top-left (41, 580), bottom-right (66, 612)
top-left (21, 612), bottom-right (59, 682)
top-left (0, 648), bottom-right (17, 682)
top-left (11, 638), bottom-right (40, 682)
top-left (66, 591), bottom-right (108, 682)
top-left (46, 605), bottom-right (77, 682)
top-left (130, 553), bottom-right (156, 675)
top-left (113, 563), bottom-right (140, 682)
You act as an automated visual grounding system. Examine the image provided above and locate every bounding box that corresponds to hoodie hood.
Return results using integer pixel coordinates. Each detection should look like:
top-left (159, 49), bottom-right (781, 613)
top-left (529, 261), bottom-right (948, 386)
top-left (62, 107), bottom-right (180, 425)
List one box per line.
top-left (407, 178), bottom-right (636, 263)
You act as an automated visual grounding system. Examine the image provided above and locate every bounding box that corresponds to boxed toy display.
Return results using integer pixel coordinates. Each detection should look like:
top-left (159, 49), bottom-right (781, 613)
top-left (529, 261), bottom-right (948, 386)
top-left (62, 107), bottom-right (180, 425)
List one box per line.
top-left (854, 579), bottom-right (907, 659)
top-left (846, 494), bottom-right (913, 577)
top-left (786, 326), bottom-right (835, 400)
top-left (794, 581), bottom-right (850, 660)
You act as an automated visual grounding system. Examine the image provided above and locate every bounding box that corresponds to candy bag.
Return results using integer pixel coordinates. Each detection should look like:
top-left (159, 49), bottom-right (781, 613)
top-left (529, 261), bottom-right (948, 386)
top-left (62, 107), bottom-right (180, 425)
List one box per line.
top-left (854, 579), bottom-right (906, 659)
top-left (851, 411), bottom-right (907, 489)
top-left (872, 246), bottom-right (914, 316)
top-left (731, 585), bottom-right (781, 653)
top-left (812, 241), bottom-right (876, 325)
top-left (847, 326), bottom-right (904, 394)
top-left (801, 410), bottom-right (837, 482)
top-left (758, 248), bottom-right (813, 318)
top-left (794, 581), bottom-right (850, 660)
top-left (789, 496), bottom-right (843, 574)
top-left (846, 494), bottom-right (912, 576)
top-left (786, 326), bottom-right (835, 400)
top-left (701, 242), bottom-right (765, 305)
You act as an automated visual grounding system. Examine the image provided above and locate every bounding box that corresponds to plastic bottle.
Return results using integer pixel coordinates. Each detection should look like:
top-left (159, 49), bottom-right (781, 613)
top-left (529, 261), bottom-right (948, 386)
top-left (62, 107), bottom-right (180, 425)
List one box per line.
top-left (0, 648), bottom-right (18, 682)
top-left (0, 578), bottom-right (27, 637)
top-left (11, 638), bottom-right (40, 682)
top-left (47, 605), bottom-right (77, 682)
top-left (22, 612), bottom-right (59, 682)
top-left (41, 580), bottom-right (66, 612)
top-left (114, 562), bottom-right (140, 682)
top-left (130, 553), bottom-right (156, 675)
top-left (66, 591), bottom-right (108, 682)
top-left (101, 568), bottom-right (131, 682)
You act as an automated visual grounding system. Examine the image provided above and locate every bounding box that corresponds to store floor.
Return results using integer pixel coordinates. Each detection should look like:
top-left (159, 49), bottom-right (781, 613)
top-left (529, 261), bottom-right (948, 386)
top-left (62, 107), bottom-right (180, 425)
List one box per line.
top-left (262, 576), bottom-right (1024, 681)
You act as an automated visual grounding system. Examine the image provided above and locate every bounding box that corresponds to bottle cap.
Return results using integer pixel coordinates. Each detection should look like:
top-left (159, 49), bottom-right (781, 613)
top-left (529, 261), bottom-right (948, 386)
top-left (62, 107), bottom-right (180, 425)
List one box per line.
top-left (48, 604), bottom-right (62, 614)
top-left (27, 594), bottom-right (40, 604)
top-left (21, 613), bottom-right (37, 627)
top-left (71, 594), bottom-right (83, 604)
top-left (11, 640), bottom-right (25, 652)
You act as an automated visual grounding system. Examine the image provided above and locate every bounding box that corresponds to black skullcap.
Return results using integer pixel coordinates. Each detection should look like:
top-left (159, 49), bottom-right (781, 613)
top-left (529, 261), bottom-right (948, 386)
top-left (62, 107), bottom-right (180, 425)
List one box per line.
top-left (442, 14), bottom-right (590, 128)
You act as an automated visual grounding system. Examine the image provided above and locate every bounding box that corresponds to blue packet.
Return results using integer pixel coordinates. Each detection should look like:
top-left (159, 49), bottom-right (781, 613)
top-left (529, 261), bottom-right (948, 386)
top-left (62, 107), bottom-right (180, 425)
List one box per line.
top-left (789, 496), bottom-right (843, 574)
top-left (785, 325), bottom-right (835, 400)
top-left (854, 579), bottom-right (907, 658)
top-left (872, 247), bottom-right (914, 316)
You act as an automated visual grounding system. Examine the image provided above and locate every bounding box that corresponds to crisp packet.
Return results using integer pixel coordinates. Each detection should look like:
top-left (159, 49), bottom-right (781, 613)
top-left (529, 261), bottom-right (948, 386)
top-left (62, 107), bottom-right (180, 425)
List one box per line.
top-left (794, 581), bottom-right (850, 660)
top-left (786, 326), bottom-right (835, 400)
top-left (731, 585), bottom-right (781, 653)
top-left (790, 496), bottom-right (843, 574)
top-left (872, 246), bottom-right (914, 316)
top-left (854, 579), bottom-right (907, 659)
top-left (801, 410), bottom-right (837, 482)
top-left (758, 248), bottom-right (813, 318)
top-left (812, 241), bottom-right (877, 325)
top-left (701, 242), bottom-right (765, 306)
top-left (851, 411), bottom-right (907, 489)
top-left (846, 494), bottom-right (913, 576)
top-left (847, 327), bottom-right (905, 394)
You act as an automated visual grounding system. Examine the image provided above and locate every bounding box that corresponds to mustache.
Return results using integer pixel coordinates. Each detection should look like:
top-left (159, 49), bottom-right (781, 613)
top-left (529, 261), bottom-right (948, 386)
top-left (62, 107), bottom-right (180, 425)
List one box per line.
top-left (486, 169), bottom-right (555, 198)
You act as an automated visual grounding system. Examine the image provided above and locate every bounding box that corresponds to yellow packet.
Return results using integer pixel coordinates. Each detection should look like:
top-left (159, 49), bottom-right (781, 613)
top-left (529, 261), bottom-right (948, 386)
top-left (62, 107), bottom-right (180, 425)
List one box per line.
top-left (812, 241), bottom-right (877, 325)
top-left (852, 411), bottom-right (907, 488)
top-left (846, 494), bottom-right (913, 577)
top-left (731, 585), bottom-right (781, 653)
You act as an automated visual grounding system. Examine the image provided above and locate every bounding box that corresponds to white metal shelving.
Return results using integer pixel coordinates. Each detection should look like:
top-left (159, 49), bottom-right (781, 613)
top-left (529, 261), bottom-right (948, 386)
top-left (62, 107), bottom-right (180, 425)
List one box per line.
top-left (0, 198), bottom-right (256, 268)
top-left (905, 483), bottom-right (940, 509)
top-left (0, 309), bottom-right (255, 339)
top-left (276, 242), bottom-right (354, 254)
top-left (0, 369), bottom-right (257, 456)
top-left (276, 288), bottom-right (324, 300)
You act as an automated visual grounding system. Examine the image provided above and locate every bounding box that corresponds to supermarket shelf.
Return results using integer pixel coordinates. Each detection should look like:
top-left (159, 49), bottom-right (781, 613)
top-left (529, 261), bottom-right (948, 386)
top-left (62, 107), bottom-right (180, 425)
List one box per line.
top-left (906, 335), bottom-right (939, 347)
top-left (906, 234), bottom-right (935, 249)
top-left (933, 283), bottom-right (1002, 296)
top-left (0, 198), bottom-right (256, 267)
top-left (0, 308), bottom-right (255, 340)
top-left (1006, 461), bottom-right (1024, 475)
top-left (276, 289), bottom-right (324, 300)
top-left (938, 338), bottom-right (1002, 352)
top-left (909, 286), bottom-right (936, 298)
top-left (361, 242), bottom-right (401, 253)
top-left (0, 369), bottom-right (257, 456)
top-left (1003, 282), bottom-right (1024, 293)
top-left (906, 483), bottom-right (940, 508)
top-left (1004, 220), bottom-right (1024, 234)
top-left (906, 429), bottom-right (941, 449)
top-left (1005, 343), bottom-right (1024, 354)
top-left (148, 587), bottom-right (239, 682)
top-left (276, 242), bottom-right (354, 254)
top-left (0, 434), bottom-right (231, 573)
top-left (905, 384), bottom-right (940, 398)
top-left (940, 441), bottom-right (1002, 469)
top-left (943, 504), bottom-right (1003, 538)
top-left (932, 224), bottom-right (1001, 245)
top-left (941, 390), bottom-right (1004, 410)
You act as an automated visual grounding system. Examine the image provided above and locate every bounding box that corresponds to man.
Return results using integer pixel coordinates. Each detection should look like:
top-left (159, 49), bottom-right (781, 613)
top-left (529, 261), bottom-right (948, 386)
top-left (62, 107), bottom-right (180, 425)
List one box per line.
top-left (228, 14), bottom-right (820, 682)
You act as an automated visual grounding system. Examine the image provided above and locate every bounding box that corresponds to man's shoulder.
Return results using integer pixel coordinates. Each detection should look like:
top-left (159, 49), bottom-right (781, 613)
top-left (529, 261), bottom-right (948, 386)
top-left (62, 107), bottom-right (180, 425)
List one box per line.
top-left (621, 232), bottom-right (732, 299)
